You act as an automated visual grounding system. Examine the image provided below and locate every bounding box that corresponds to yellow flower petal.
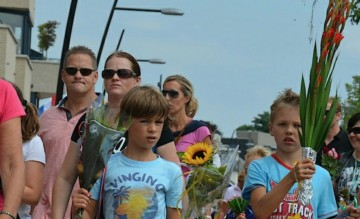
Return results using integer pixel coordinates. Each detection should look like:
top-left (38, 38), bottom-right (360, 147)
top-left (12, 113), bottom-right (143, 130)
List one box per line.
top-left (182, 142), bottom-right (213, 166)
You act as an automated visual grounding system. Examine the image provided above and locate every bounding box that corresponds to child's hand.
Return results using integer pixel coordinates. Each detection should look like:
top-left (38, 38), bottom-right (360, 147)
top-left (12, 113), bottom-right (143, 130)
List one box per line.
top-left (292, 158), bottom-right (315, 182)
top-left (71, 188), bottom-right (91, 212)
top-left (345, 205), bottom-right (360, 219)
top-left (236, 213), bottom-right (246, 219)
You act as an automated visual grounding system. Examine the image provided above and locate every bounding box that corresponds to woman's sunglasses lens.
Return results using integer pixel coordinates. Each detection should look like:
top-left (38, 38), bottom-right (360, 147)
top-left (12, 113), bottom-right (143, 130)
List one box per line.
top-left (117, 69), bottom-right (133, 79)
top-left (102, 70), bottom-right (115, 79)
top-left (162, 90), bottom-right (179, 98)
top-left (102, 69), bottom-right (135, 79)
top-left (349, 127), bottom-right (360, 134)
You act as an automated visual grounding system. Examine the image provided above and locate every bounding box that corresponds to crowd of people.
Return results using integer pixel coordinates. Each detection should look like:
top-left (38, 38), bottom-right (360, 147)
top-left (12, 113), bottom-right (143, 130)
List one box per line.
top-left (1, 45), bottom-right (360, 219)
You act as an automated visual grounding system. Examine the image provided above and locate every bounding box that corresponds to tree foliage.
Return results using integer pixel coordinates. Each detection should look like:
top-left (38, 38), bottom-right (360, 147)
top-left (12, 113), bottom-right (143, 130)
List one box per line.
top-left (37, 20), bottom-right (60, 58)
top-left (252, 111), bottom-right (270, 133)
top-left (236, 111), bottom-right (270, 133)
top-left (350, 0), bottom-right (360, 24)
top-left (343, 75), bottom-right (360, 128)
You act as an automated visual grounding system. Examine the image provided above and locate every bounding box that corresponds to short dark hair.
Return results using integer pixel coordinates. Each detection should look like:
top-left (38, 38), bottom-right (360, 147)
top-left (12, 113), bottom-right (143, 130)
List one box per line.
top-left (348, 112), bottom-right (360, 130)
top-left (63, 45), bottom-right (97, 70)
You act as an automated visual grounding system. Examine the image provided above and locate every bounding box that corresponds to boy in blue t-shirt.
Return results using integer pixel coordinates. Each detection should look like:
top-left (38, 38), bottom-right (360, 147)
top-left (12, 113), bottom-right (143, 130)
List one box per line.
top-left (72, 86), bottom-right (183, 219)
top-left (242, 89), bottom-right (360, 218)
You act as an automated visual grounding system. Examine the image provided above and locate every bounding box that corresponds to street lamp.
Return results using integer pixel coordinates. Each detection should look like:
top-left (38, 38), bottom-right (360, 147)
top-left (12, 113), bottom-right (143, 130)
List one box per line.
top-left (97, 4), bottom-right (184, 66)
top-left (114, 7), bottom-right (184, 16)
top-left (137, 59), bottom-right (166, 64)
top-left (55, 0), bottom-right (78, 105)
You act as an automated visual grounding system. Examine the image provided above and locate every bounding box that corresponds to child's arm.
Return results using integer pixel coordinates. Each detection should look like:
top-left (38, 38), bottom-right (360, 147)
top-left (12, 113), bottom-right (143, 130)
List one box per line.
top-left (166, 207), bottom-right (181, 219)
top-left (52, 141), bottom-right (80, 219)
top-left (80, 199), bottom-right (98, 219)
top-left (250, 158), bottom-right (315, 219)
top-left (71, 188), bottom-right (91, 217)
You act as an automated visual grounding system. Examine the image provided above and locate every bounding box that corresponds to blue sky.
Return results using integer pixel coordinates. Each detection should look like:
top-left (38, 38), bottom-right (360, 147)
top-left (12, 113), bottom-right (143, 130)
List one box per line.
top-left (33, 0), bottom-right (360, 137)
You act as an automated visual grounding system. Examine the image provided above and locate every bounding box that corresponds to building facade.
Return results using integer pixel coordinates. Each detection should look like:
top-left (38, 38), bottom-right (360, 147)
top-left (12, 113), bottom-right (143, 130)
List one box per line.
top-left (0, 0), bottom-right (59, 104)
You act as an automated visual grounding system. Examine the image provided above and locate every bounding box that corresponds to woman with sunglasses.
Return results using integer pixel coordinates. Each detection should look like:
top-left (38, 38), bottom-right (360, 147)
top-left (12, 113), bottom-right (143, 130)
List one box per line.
top-left (52, 51), bottom-right (179, 219)
top-left (336, 112), bottom-right (360, 208)
top-left (162, 75), bottom-right (212, 167)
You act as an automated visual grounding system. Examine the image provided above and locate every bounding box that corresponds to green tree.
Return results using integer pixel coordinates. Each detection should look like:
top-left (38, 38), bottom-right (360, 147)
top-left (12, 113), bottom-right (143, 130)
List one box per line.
top-left (37, 20), bottom-right (60, 58)
top-left (252, 111), bottom-right (270, 132)
top-left (343, 75), bottom-right (360, 128)
top-left (350, 0), bottom-right (360, 24)
top-left (236, 124), bottom-right (255, 131)
top-left (236, 111), bottom-right (270, 132)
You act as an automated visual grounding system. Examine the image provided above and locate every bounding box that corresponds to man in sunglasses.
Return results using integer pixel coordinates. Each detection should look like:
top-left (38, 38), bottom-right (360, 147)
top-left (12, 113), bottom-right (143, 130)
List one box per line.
top-left (316, 97), bottom-right (353, 165)
top-left (32, 45), bottom-right (99, 219)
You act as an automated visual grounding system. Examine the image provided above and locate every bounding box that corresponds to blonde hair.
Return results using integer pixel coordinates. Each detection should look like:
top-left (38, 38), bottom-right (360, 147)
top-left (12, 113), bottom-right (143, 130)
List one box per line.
top-left (245, 145), bottom-right (271, 160)
top-left (163, 75), bottom-right (198, 118)
top-left (270, 89), bottom-right (299, 122)
top-left (238, 169), bottom-right (246, 182)
top-left (328, 96), bottom-right (341, 113)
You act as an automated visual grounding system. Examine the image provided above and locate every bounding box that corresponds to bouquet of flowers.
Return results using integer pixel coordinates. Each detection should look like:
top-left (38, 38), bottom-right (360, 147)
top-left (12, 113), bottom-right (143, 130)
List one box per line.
top-left (228, 197), bottom-right (249, 217)
top-left (178, 143), bottom-right (238, 218)
top-left (298, 0), bottom-right (352, 205)
top-left (76, 100), bottom-right (132, 218)
top-left (321, 146), bottom-right (343, 180)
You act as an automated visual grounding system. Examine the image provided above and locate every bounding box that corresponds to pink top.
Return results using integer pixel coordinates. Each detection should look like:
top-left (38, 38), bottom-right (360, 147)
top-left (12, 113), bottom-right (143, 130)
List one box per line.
top-left (32, 106), bottom-right (84, 219)
top-left (176, 125), bottom-right (210, 152)
top-left (175, 121), bottom-right (211, 176)
top-left (0, 80), bottom-right (25, 123)
top-left (0, 79), bottom-right (25, 209)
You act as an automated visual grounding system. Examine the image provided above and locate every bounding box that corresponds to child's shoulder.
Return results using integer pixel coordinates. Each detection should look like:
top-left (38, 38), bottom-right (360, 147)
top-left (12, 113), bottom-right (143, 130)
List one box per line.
top-left (314, 164), bottom-right (331, 175)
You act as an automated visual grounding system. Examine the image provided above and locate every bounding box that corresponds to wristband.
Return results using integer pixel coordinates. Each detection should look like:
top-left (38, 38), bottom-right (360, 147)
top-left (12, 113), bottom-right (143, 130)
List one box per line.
top-left (0, 211), bottom-right (16, 219)
top-left (294, 169), bottom-right (298, 182)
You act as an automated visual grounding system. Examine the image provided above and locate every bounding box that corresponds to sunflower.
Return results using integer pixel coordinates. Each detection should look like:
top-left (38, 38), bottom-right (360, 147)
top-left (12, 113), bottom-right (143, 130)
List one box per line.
top-left (182, 142), bottom-right (213, 166)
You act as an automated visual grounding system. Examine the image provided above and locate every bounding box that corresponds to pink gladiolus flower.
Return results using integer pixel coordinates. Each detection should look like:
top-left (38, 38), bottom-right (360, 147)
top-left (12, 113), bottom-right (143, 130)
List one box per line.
top-left (327, 148), bottom-right (339, 159)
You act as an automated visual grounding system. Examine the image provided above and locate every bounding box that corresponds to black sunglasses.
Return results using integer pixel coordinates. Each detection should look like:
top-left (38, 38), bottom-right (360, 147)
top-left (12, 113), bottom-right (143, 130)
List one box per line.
top-left (162, 90), bottom-right (179, 99)
top-left (102, 69), bottom-right (137, 79)
top-left (348, 127), bottom-right (360, 135)
top-left (65, 67), bottom-right (94, 76)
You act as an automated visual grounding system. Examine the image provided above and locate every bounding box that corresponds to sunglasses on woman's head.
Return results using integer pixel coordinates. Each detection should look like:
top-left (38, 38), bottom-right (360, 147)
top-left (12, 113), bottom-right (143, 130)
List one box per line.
top-left (65, 67), bottom-right (94, 76)
top-left (102, 69), bottom-right (137, 79)
top-left (348, 127), bottom-right (360, 135)
top-left (162, 90), bottom-right (179, 99)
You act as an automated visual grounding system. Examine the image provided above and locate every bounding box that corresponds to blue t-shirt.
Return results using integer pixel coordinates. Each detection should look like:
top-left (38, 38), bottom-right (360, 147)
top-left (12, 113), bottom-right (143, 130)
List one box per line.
top-left (242, 155), bottom-right (338, 219)
top-left (90, 152), bottom-right (183, 219)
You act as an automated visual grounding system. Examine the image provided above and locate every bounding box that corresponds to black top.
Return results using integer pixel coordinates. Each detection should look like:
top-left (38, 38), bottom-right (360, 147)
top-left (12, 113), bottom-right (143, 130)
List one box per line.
top-left (316, 128), bottom-right (353, 165)
top-left (71, 113), bottom-right (174, 151)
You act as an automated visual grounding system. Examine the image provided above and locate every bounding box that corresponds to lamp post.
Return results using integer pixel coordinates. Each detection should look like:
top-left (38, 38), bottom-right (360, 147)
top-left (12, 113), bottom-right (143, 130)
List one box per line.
top-left (55, 0), bottom-right (78, 104)
top-left (114, 7), bottom-right (184, 15)
top-left (137, 59), bottom-right (166, 64)
top-left (97, 5), bottom-right (183, 66)
top-left (116, 29), bottom-right (125, 51)
top-left (136, 60), bottom-right (165, 90)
